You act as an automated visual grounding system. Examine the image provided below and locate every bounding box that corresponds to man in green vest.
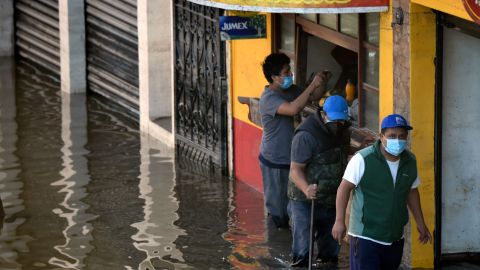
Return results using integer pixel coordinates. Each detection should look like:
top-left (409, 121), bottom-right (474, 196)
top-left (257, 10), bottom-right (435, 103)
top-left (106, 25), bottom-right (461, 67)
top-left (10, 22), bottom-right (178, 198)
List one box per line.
top-left (332, 114), bottom-right (432, 270)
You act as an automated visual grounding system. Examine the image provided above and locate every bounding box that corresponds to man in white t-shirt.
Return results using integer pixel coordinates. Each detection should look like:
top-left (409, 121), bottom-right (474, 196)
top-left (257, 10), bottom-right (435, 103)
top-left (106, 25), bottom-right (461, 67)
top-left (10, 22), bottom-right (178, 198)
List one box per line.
top-left (331, 114), bottom-right (431, 270)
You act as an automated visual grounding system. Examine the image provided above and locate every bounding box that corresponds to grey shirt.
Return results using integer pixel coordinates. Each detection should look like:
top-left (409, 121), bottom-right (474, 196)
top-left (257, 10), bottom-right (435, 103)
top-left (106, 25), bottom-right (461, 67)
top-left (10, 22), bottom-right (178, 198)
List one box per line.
top-left (259, 85), bottom-right (303, 165)
top-left (291, 131), bottom-right (319, 164)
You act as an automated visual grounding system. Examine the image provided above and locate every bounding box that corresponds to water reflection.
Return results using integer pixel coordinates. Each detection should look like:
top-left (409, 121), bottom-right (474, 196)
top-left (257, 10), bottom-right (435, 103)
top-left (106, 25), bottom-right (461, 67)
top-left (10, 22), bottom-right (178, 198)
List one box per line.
top-left (0, 57), bottom-right (27, 269)
top-left (132, 135), bottom-right (186, 270)
top-left (224, 180), bottom-right (292, 270)
top-left (173, 161), bottom-right (232, 269)
top-left (83, 96), bottom-right (145, 269)
top-left (0, 59), bottom-right (304, 269)
top-left (49, 93), bottom-right (95, 269)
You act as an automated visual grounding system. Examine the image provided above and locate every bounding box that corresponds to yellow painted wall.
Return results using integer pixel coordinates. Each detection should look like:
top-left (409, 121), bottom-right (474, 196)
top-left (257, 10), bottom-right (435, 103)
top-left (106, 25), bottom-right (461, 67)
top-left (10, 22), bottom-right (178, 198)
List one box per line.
top-left (412, 0), bottom-right (472, 22)
top-left (409, 3), bottom-right (436, 268)
top-left (231, 13), bottom-right (272, 126)
top-left (379, 1), bottom-right (394, 120)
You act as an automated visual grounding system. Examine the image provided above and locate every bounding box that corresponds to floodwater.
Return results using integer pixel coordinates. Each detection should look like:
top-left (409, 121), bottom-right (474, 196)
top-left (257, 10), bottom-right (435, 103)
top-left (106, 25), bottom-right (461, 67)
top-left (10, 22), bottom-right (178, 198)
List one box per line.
top-left (0, 58), bottom-right (351, 270)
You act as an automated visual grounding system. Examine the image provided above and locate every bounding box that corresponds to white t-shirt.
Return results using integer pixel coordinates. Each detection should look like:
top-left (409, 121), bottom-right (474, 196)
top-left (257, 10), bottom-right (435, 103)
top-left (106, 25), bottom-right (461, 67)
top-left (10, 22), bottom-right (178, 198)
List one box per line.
top-left (343, 153), bottom-right (420, 245)
top-left (343, 153), bottom-right (420, 188)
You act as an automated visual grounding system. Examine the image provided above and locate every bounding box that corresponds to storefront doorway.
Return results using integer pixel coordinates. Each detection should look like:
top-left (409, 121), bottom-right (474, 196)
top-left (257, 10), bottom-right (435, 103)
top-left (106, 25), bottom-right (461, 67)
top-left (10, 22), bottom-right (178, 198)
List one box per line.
top-left (273, 12), bottom-right (380, 137)
top-left (436, 13), bottom-right (480, 264)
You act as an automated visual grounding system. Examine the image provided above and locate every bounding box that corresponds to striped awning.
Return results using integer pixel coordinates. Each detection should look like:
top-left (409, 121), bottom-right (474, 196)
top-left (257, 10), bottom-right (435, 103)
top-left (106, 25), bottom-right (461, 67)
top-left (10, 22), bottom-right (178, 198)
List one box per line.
top-left (187, 0), bottom-right (389, 13)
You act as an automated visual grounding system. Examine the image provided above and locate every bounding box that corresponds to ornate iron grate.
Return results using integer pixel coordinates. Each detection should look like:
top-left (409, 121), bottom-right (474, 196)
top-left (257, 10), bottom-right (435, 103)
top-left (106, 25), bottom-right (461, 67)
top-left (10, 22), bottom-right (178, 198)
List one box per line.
top-left (174, 0), bottom-right (227, 173)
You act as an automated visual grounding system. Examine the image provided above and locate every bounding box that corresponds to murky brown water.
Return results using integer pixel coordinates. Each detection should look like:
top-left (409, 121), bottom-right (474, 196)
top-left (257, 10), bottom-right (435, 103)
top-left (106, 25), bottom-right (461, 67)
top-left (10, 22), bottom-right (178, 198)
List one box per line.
top-left (0, 58), bottom-right (354, 270)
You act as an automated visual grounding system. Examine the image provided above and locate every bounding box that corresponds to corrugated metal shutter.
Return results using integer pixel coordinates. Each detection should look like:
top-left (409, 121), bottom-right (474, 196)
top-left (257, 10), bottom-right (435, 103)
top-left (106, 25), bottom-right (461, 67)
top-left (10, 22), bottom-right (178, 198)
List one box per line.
top-left (15, 0), bottom-right (60, 75)
top-left (85, 0), bottom-right (139, 115)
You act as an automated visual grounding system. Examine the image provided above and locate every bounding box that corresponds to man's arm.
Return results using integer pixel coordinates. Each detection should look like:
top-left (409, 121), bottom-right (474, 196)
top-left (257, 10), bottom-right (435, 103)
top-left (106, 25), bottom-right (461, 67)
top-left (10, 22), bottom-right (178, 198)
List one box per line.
top-left (407, 188), bottom-right (432, 244)
top-left (308, 72), bottom-right (330, 101)
top-left (332, 179), bottom-right (356, 242)
top-left (347, 127), bottom-right (376, 155)
top-left (277, 74), bottom-right (324, 116)
top-left (290, 162), bottom-right (317, 199)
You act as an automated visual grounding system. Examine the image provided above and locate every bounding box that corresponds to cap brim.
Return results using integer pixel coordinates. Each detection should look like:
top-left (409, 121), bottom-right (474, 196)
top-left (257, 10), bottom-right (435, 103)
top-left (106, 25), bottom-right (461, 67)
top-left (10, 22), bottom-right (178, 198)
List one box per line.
top-left (382, 125), bottom-right (413, 130)
top-left (326, 112), bottom-right (348, 121)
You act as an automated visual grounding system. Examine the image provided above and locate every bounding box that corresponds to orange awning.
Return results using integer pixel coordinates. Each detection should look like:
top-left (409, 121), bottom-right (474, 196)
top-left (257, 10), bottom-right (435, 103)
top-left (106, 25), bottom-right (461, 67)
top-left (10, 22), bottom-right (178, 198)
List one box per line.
top-left (187, 0), bottom-right (389, 13)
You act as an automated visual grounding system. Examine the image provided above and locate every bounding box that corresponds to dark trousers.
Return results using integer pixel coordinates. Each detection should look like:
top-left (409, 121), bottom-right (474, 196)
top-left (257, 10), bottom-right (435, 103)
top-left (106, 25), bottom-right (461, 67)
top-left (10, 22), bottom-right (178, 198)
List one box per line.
top-left (350, 236), bottom-right (404, 270)
top-left (290, 200), bottom-right (339, 267)
top-left (259, 162), bottom-right (290, 228)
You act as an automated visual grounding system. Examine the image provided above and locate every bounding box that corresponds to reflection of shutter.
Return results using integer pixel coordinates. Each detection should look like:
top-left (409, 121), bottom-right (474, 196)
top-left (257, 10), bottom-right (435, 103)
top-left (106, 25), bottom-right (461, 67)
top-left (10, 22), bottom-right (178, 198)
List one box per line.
top-left (15, 0), bottom-right (60, 75)
top-left (85, 0), bottom-right (139, 114)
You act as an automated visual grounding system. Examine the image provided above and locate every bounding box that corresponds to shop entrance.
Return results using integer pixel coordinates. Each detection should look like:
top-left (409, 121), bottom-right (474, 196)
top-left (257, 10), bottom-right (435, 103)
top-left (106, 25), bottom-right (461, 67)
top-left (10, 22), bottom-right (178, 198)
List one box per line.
top-left (299, 34), bottom-right (358, 121)
top-left (273, 13), bottom-right (380, 134)
top-left (437, 14), bottom-right (480, 263)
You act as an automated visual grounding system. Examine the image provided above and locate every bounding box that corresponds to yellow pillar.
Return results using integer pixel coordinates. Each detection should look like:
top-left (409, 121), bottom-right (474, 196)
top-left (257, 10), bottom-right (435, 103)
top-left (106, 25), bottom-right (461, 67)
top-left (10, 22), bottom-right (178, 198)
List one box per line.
top-left (409, 3), bottom-right (436, 268)
top-left (379, 1), bottom-right (394, 121)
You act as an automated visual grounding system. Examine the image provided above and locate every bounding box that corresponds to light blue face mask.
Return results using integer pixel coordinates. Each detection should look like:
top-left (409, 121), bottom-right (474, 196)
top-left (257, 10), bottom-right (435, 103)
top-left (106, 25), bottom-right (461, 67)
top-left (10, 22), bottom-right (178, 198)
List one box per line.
top-left (280, 75), bottom-right (293, 89)
top-left (383, 139), bottom-right (407, 156)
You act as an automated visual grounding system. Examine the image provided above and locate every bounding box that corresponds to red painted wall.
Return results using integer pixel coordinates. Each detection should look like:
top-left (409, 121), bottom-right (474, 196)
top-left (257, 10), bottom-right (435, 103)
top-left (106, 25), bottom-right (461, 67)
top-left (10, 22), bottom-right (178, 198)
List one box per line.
top-left (233, 118), bottom-right (263, 193)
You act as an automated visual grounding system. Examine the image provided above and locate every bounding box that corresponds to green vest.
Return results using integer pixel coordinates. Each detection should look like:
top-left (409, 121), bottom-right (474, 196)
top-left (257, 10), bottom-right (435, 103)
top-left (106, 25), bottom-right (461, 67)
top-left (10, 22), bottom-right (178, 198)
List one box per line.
top-left (349, 140), bottom-right (417, 243)
top-left (287, 113), bottom-right (348, 208)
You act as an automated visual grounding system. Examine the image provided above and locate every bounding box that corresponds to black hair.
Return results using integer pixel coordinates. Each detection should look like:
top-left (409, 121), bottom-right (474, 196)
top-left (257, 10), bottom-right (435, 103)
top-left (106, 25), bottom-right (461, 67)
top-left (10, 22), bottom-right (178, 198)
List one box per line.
top-left (262, 53), bottom-right (290, 83)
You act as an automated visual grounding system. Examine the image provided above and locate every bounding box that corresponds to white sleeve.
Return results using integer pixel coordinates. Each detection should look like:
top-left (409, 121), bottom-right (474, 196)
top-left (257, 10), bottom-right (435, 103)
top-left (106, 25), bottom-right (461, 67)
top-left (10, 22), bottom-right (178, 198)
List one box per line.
top-left (342, 153), bottom-right (365, 186)
top-left (411, 176), bottom-right (421, 189)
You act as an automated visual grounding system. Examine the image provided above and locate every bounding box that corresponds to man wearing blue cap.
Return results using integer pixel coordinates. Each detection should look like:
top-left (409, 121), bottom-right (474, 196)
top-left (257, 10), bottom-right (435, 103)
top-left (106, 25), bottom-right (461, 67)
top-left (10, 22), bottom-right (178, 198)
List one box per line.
top-left (332, 113), bottom-right (432, 270)
top-left (288, 95), bottom-right (351, 267)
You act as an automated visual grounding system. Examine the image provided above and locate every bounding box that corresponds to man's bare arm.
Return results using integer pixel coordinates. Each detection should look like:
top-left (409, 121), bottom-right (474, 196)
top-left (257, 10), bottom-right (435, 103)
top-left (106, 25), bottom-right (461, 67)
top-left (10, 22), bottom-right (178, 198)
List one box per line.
top-left (332, 180), bottom-right (356, 242)
top-left (277, 74), bottom-right (323, 116)
top-left (290, 162), bottom-right (317, 199)
top-left (407, 188), bottom-right (432, 244)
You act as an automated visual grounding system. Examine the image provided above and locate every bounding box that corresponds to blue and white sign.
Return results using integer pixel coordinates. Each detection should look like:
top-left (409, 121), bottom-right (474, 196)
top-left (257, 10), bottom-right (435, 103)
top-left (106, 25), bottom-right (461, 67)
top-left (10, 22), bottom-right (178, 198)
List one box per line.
top-left (219, 15), bottom-right (266, 41)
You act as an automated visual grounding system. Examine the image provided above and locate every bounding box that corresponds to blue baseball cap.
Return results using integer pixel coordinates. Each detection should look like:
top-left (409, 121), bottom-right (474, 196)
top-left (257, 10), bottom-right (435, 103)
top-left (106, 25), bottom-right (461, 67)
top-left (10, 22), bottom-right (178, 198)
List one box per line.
top-left (323, 95), bottom-right (349, 121)
top-left (381, 114), bottom-right (413, 130)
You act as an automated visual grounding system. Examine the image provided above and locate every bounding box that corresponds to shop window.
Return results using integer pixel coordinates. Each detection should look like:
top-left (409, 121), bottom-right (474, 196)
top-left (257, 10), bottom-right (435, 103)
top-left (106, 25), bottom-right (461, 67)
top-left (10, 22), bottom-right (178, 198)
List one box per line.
top-left (364, 49), bottom-right (379, 88)
top-left (319, 14), bottom-right (337, 29)
top-left (274, 13), bottom-right (380, 132)
top-left (362, 88), bottom-right (379, 132)
top-left (300, 13), bottom-right (317, 23)
top-left (276, 15), bottom-right (296, 76)
top-left (366, 13), bottom-right (379, 46)
top-left (279, 16), bottom-right (295, 55)
top-left (340, 13), bottom-right (359, 37)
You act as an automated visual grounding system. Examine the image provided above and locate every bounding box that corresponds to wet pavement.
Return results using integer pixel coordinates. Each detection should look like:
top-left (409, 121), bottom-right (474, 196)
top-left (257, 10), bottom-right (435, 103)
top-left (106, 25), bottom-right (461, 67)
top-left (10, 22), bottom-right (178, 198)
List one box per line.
top-left (0, 58), bottom-right (353, 269)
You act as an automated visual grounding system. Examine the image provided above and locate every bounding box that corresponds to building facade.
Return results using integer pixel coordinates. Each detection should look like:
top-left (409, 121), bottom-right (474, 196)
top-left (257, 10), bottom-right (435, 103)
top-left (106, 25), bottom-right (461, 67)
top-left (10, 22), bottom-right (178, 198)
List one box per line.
top-left (226, 0), bottom-right (480, 268)
top-left (2, 0), bottom-right (480, 268)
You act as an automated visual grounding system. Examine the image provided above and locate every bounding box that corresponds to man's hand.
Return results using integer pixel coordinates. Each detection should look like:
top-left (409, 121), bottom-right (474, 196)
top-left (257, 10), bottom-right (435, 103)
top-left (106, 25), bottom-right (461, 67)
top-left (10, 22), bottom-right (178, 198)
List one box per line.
top-left (332, 221), bottom-right (346, 243)
top-left (303, 184), bottom-right (317, 200)
top-left (417, 223), bottom-right (432, 244)
top-left (360, 134), bottom-right (376, 148)
top-left (309, 73), bottom-right (323, 89)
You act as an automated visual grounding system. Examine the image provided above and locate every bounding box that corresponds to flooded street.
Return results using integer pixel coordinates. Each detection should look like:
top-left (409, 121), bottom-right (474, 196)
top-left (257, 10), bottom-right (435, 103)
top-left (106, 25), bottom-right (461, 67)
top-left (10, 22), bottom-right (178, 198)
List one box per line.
top-left (0, 58), bottom-right (310, 270)
top-left (0, 57), bottom-right (356, 270)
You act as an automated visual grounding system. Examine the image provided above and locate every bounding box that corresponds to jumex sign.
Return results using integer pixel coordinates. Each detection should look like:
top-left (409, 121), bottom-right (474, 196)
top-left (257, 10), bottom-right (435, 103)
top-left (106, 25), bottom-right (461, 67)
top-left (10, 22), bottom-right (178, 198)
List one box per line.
top-left (219, 15), bottom-right (266, 40)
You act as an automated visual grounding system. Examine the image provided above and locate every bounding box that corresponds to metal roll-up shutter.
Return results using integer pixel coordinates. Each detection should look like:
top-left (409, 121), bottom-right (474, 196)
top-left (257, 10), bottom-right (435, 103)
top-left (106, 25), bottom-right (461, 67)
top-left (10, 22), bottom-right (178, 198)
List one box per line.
top-left (85, 0), bottom-right (139, 115)
top-left (15, 0), bottom-right (60, 75)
